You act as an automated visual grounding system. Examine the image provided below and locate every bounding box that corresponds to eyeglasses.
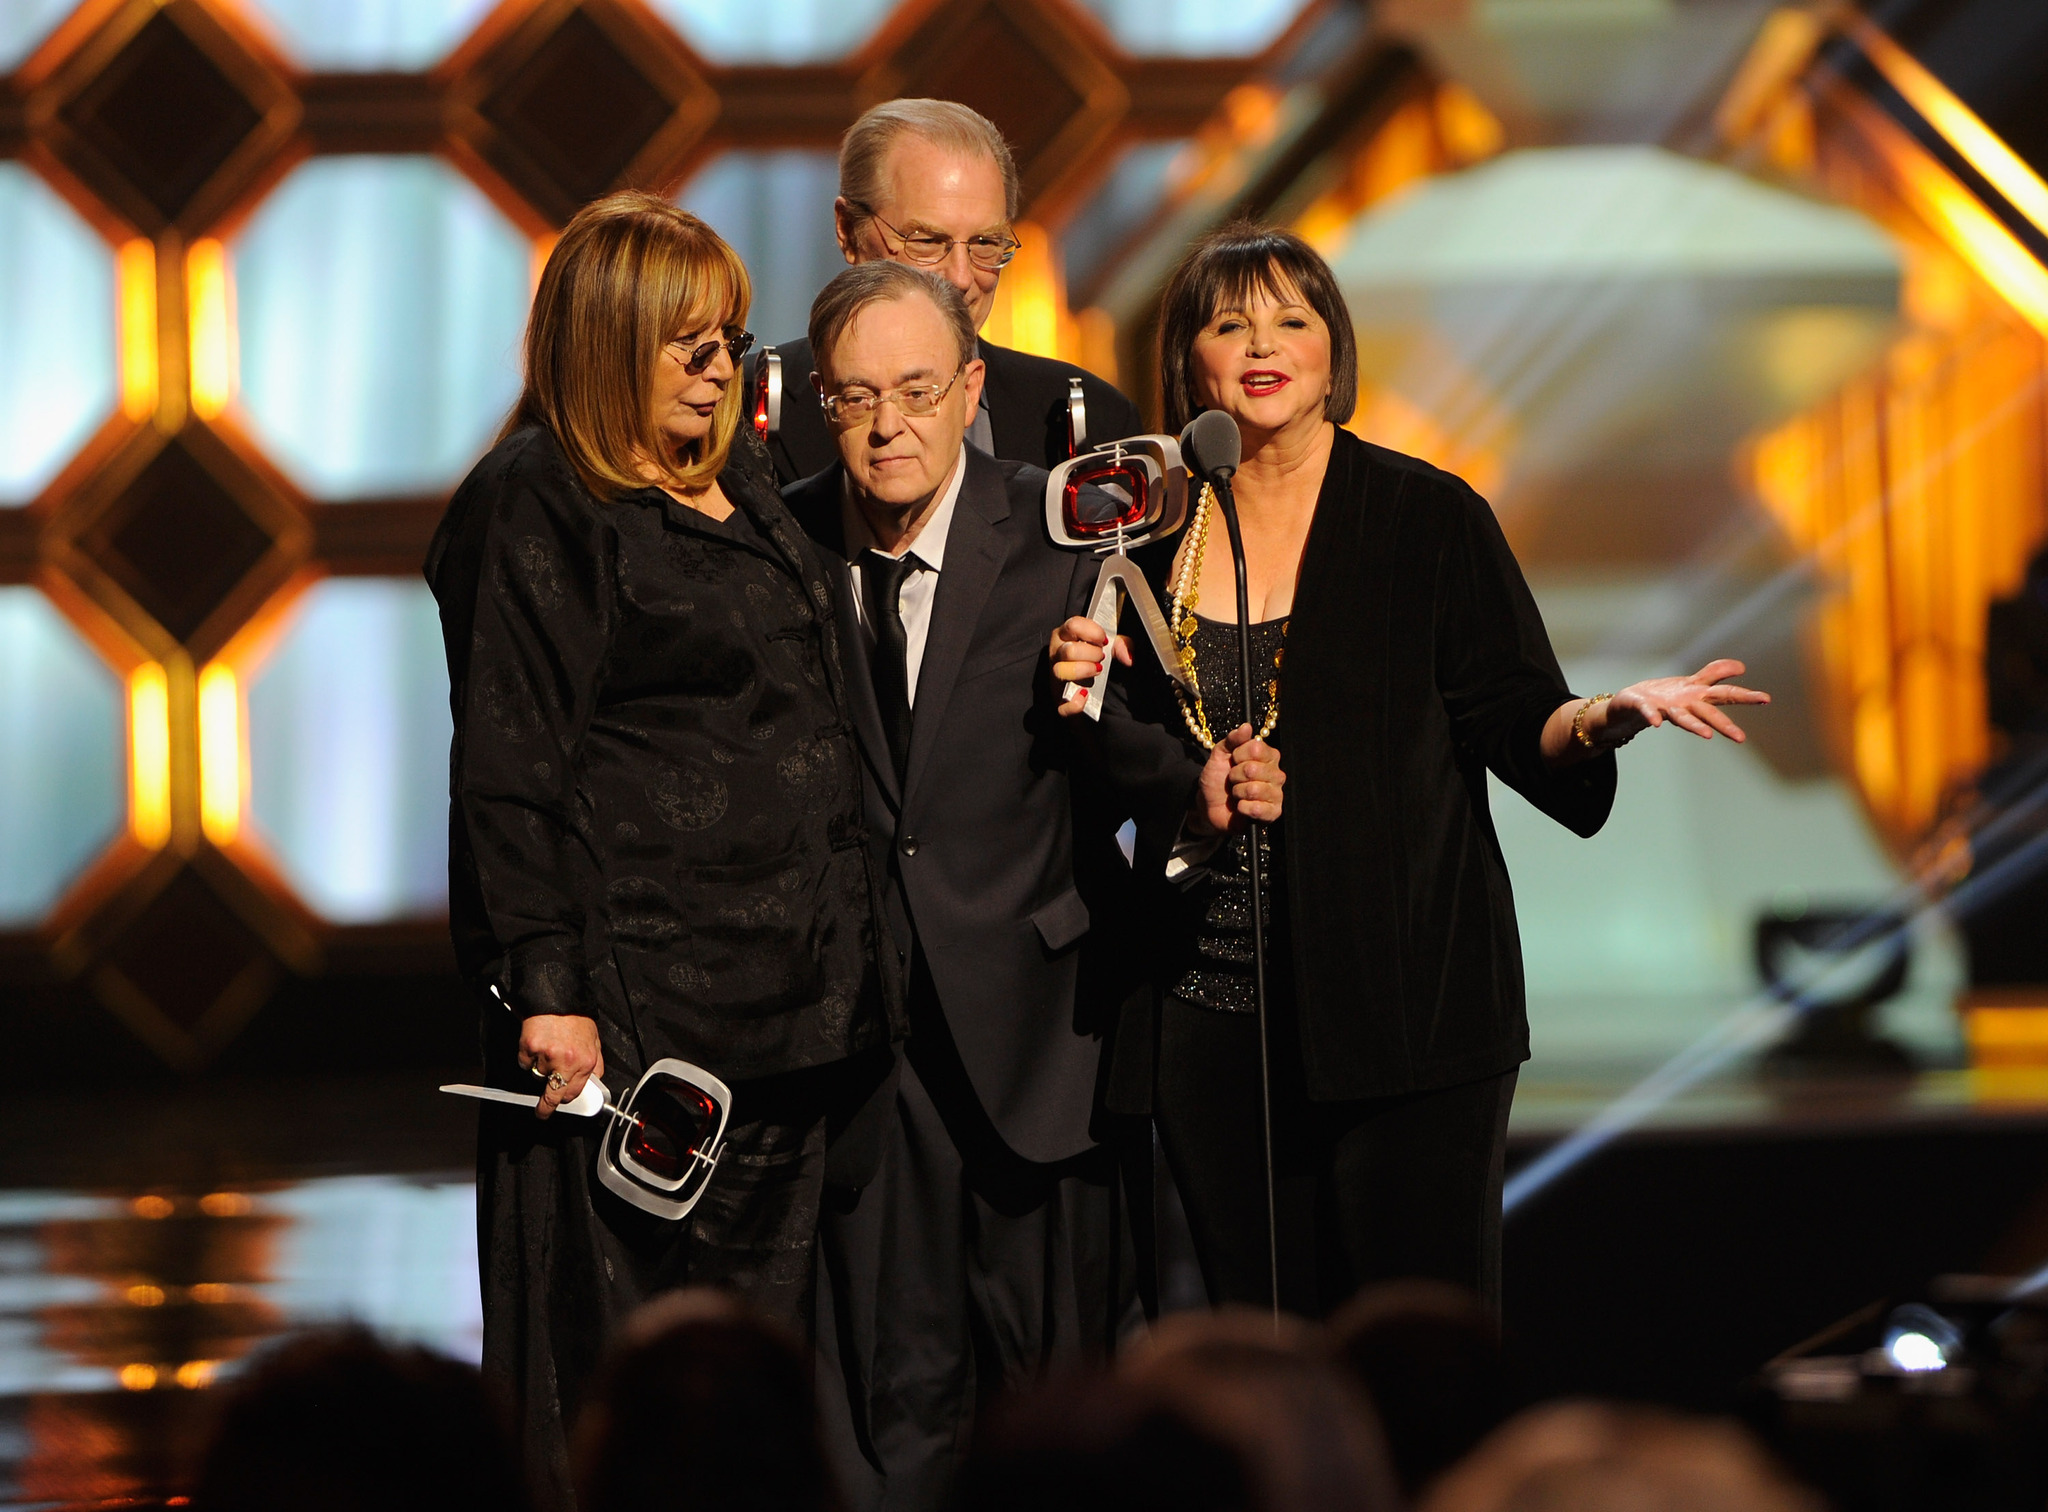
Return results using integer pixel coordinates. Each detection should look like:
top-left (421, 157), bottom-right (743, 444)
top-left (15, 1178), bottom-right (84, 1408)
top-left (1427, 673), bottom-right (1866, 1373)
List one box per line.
top-left (820, 364), bottom-right (968, 425)
top-left (852, 204), bottom-right (1020, 271)
top-left (669, 328), bottom-right (755, 373)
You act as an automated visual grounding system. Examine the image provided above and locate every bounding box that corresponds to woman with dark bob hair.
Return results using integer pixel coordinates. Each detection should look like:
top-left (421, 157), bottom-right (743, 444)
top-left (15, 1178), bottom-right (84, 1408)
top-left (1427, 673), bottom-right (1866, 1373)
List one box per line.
top-left (427, 191), bottom-right (899, 1499)
top-left (1052, 222), bottom-right (1764, 1316)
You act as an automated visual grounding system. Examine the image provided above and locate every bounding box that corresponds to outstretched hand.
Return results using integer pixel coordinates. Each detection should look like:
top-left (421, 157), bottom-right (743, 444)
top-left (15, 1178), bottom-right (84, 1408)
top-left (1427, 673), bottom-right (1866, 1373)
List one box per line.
top-left (1545, 658), bottom-right (1770, 765)
top-left (1192, 724), bottom-right (1285, 833)
top-left (1049, 615), bottom-right (1131, 716)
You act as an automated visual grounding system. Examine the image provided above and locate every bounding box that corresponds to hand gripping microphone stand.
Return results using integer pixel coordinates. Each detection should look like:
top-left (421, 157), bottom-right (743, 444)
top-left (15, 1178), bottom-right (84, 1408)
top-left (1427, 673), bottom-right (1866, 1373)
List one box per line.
top-left (1179, 409), bottom-right (1280, 1324)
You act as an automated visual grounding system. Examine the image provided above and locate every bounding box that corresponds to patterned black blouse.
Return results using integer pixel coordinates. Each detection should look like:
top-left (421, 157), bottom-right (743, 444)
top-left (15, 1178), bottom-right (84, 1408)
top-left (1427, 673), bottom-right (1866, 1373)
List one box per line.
top-left (1169, 614), bottom-right (1288, 1014)
top-left (426, 424), bottom-right (902, 1084)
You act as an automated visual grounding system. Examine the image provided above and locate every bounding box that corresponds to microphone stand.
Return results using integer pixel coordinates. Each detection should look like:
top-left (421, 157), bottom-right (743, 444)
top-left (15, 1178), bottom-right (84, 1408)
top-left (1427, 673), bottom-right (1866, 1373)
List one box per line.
top-left (1209, 468), bottom-right (1280, 1325)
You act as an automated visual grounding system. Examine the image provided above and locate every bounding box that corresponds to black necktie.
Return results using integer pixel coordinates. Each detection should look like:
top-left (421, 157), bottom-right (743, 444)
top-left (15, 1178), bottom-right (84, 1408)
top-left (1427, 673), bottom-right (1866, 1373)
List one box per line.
top-left (862, 550), bottom-right (915, 778)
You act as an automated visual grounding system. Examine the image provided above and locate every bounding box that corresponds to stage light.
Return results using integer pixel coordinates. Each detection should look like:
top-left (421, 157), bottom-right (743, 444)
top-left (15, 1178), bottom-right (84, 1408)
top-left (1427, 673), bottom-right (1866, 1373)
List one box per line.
top-left (1882, 1304), bottom-right (1961, 1373)
top-left (186, 238), bottom-right (236, 420)
top-left (1851, 18), bottom-right (2048, 241)
top-left (128, 664), bottom-right (171, 850)
top-left (198, 662), bottom-right (242, 846)
top-left (117, 239), bottom-right (157, 422)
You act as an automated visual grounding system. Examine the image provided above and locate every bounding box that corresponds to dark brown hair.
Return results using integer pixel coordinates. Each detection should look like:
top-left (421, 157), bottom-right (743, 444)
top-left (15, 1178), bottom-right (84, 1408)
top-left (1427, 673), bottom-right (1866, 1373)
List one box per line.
top-left (807, 261), bottom-right (977, 379)
top-left (1156, 221), bottom-right (1358, 434)
top-left (505, 190), bottom-right (750, 497)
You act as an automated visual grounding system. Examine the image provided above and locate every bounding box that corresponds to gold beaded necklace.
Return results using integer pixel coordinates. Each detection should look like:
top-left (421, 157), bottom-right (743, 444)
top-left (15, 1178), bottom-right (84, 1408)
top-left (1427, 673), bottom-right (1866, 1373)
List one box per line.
top-left (1169, 483), bottom-right (1286, 750)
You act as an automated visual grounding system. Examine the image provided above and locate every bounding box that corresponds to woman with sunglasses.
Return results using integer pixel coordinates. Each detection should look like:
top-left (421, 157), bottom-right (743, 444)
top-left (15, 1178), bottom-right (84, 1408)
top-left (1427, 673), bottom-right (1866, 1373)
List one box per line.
top-left (1051, 223), bottom-right (1765, 1321)
top-left (427, 192), bottom-right (900, 1503)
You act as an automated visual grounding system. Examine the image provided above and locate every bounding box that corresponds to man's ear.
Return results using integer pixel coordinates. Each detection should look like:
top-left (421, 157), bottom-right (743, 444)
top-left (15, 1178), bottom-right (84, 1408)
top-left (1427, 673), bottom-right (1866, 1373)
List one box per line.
top-left (832, 198), bottom-right (863, 265)
top-left (960, 357), bottom-right (987, 416)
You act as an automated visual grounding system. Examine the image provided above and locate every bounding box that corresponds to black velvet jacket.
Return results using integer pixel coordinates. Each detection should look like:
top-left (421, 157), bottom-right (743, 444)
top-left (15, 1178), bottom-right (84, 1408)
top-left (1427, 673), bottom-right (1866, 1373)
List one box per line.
top-left (750, 335), bottom-right (1143, 485)
top-left (1108, 426), bottom-right (1617, 1107)
top-left (425, 424), bottom-right (902, 1084)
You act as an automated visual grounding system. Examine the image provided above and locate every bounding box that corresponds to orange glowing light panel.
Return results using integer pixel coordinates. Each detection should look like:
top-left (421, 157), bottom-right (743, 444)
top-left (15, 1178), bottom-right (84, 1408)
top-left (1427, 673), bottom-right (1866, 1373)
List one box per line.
top-left (197, 662), bottom-right (241, 846)
top-left (117, 239), bottom-right (157, 421)
top-left (186, 238), bottom-right (236, 419)
top-left (128, 664), bottom-right (171, 849)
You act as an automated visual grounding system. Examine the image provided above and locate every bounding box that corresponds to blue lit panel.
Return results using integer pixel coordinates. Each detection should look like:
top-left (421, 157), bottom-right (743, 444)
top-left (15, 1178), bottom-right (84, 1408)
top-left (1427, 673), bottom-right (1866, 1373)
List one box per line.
top-left (246, 579), bottom-right (451, 924)
top-left (0, 590), bottom-right (123, 928)
top-left (0, 0), bottom-right (73, 71)
top-left (247, 0), bottom-right (497, 70)
top-left (1063, 139), bottom-right (1189, 304)
top-left (233, 157), bottom-right (530, 500)
top-left (0, 166), bottom-right (115, 506)
top-left (1076, 0), bottom-right (1309, 55)
top-left (648, 0), bottom-right (894, 62)
top-left (679, 151), bottom-right (845, 347)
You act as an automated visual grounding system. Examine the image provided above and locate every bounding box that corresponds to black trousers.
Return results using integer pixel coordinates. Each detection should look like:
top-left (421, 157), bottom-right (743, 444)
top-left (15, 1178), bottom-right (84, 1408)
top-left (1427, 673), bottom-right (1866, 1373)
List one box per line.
top-left (1153, 993), bottom-right (1517, 1318)
top-left (815, 962), bottom-right (1134, 1512)
top-left (480, 1052), bottom-right (883, 1511)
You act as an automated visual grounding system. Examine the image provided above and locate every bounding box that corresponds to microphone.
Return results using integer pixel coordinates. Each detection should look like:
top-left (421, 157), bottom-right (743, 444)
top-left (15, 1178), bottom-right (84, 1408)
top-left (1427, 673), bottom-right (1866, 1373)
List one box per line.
top-left (1178, 409), bottom-right (1242, 485)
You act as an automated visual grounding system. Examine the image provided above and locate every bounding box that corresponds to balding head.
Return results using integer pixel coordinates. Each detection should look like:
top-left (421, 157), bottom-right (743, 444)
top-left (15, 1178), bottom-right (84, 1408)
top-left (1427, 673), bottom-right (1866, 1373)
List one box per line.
top-left (832, 99), bottom-right (1019, 328)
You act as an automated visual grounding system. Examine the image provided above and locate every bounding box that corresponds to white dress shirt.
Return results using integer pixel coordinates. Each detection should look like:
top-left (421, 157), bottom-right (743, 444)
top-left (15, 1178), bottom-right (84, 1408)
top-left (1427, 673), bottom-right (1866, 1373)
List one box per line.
top-left (841, 445), bottom-right (968, 708)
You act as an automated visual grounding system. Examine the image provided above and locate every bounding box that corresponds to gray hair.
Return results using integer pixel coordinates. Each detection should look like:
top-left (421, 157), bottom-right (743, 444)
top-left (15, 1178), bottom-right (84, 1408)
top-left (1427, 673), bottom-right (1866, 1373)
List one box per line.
top-left (839, 98), bottom-right (1020, 223)
top-left (809, 262), bottom-right (978, 377)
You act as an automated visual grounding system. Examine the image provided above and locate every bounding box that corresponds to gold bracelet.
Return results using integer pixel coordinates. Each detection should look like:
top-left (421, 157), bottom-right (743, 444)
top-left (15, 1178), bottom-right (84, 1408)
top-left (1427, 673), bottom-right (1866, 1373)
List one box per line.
top-left (1572, 693), bottom-right (1614, 749)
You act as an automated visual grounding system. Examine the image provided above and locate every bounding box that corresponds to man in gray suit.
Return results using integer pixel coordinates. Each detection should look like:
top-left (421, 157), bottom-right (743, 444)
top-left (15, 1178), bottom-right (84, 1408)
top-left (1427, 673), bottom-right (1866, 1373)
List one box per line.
top-left (783, 262), bottom-right (1278, 1511)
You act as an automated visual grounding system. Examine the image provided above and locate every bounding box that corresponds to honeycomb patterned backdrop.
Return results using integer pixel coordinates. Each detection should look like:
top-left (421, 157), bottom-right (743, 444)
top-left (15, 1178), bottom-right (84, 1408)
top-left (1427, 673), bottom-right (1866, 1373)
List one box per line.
top-left (0, 0), bottom-right (1323, 1068)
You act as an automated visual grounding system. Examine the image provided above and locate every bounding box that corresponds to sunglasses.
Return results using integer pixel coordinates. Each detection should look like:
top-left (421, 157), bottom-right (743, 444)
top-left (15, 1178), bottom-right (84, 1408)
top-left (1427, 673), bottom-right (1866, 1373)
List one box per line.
top-left (670, 328), bottom-right (756, 373)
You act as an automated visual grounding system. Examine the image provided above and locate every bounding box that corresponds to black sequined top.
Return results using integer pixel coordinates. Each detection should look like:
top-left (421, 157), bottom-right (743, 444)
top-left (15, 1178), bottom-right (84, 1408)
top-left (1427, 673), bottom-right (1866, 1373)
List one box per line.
top-left (1170, 614), bottom-right (1288, 1014)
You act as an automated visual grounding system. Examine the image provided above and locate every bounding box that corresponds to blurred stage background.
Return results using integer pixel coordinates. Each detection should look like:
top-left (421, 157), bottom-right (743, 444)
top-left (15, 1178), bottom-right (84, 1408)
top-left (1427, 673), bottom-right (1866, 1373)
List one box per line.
top-left (4, 0), bottom-right (2048, 1500)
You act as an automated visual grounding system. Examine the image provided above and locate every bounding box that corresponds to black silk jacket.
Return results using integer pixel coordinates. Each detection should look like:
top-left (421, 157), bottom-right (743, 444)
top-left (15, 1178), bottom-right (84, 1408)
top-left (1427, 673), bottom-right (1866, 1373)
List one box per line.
top-left (1108, 427), bottom-right (1617, 1107)
top-left (426, 424), bottom-right (902, 1083)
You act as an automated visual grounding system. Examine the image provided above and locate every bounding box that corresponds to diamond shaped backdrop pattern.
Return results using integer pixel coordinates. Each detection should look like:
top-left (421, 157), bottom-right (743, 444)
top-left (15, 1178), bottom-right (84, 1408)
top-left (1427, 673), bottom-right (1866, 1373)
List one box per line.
top-left (0, 0), bottom-right (1308, 1067)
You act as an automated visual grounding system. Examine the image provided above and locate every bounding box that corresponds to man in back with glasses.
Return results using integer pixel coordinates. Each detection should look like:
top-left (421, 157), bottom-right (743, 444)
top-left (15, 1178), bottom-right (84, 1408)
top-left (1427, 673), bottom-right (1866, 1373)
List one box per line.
top-left (748, 98), bottom-right (1141, 484)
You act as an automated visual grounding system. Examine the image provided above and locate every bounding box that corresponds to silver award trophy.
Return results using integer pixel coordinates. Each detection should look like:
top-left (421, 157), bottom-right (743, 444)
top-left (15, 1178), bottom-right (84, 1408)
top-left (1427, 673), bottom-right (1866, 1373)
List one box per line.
top-left (1043, 434), bottom-right (1196, 720)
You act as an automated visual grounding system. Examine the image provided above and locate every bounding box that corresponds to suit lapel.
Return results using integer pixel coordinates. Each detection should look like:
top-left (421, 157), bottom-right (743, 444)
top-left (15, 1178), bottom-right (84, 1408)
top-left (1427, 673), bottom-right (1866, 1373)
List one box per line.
top-left (903, 449), bottom-right (1010, 806)
top-left (783, 467), bottom-right (901, 811)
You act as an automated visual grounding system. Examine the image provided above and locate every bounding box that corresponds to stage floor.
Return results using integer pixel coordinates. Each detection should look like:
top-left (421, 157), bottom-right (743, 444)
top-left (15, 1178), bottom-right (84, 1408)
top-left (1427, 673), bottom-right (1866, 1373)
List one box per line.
top-left (2, 1064), bottom-right (2045, 1506)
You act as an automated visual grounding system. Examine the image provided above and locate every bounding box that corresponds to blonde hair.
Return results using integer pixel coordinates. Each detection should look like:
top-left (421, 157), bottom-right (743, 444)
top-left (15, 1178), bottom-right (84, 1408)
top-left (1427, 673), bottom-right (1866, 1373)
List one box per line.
top-left (506, 191), bottom-right (751, 498)
top-left (839, 99), bottom-right (1020, 223)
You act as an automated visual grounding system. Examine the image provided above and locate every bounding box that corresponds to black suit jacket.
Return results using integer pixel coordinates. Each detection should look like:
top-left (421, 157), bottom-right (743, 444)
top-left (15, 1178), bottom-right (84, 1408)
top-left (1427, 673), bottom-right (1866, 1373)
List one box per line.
top-left (752, 335), bottom-right (1144, 486)
top-left (784, 448), bottom-right (1200, 1162)
top-left (1107, 426), bottom-right (1617, 1110)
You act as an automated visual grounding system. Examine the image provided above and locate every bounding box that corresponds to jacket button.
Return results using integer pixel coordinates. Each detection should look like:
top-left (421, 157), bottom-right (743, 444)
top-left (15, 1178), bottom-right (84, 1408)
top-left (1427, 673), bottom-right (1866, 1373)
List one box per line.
top-left (900, 835), bottom-right (919, 856)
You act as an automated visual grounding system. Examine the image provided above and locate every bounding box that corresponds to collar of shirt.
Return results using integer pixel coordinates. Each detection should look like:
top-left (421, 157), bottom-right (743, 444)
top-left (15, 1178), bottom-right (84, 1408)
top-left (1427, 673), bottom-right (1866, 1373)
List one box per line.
top-left (840, 443), bottom-right (967, 573)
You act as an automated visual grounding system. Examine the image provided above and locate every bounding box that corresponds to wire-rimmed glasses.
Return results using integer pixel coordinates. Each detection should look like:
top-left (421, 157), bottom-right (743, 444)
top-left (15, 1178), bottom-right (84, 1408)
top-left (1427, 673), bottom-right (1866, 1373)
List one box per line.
top-left (852, 204), bottom-right (1021, 271)
top-left (819, 364), bottom-right (969, 426)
